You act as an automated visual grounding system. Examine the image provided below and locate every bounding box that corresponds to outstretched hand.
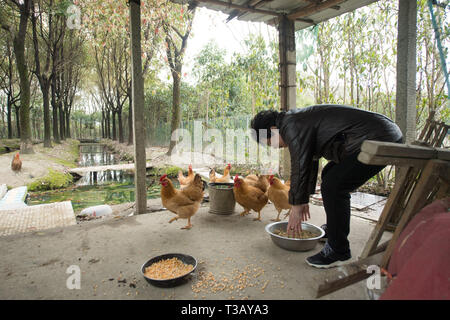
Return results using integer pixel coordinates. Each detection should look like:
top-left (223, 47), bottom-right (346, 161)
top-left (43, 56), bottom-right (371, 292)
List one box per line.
top-left (287, 204), bottom-right (310, 237)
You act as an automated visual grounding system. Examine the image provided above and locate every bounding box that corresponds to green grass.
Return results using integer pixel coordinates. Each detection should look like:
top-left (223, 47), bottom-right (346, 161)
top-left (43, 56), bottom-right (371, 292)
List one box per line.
top-left (69, 139), bottom-right (80, 159)
top-left (53, 158), bottom-right (78, 168)
top-left (49, 139), bottom-right (80, 168)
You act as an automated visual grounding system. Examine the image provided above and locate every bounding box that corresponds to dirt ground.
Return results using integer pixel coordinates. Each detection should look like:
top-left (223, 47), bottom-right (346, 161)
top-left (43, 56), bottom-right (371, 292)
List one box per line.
top-left (0, 200), bottom-right (391, 300)
top-left (0, 139), bottom-right (392, 301)
top-left (0, 140), bottom-right (79, 189)
top-left (102, 139), bottom-right (168, 163)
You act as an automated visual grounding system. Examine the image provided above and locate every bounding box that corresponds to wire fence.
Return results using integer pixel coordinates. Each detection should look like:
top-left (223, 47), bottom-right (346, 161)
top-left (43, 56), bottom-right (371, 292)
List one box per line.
top-left (147, 115), bottom-right (280, 171)
top-left (147, 115), bottom-right (253, 147)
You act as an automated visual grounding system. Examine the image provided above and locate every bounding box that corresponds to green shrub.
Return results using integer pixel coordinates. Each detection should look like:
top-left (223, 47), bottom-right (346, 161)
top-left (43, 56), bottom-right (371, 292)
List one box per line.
top-left (27, 169), bottom-right (74, 192)
top-left (148, 165), bottom-right (182, 178)
top-left (165, 166), bottom-right (182, 177)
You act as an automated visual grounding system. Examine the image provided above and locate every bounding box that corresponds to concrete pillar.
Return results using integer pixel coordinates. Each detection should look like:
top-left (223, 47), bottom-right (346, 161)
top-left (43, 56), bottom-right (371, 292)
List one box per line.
top-left (129, 0), bottom-right (147, 214)
top-left (396, 0), bottom-right (417, 143)
top-left (278, 15), bottom-right (296, 179)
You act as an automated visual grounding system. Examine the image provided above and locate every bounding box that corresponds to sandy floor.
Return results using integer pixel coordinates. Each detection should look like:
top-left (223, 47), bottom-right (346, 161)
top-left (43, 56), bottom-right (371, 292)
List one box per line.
top-left (0, 140), bottom-right (79, 188)
top-left (0, 202), bottom-right (389, 300)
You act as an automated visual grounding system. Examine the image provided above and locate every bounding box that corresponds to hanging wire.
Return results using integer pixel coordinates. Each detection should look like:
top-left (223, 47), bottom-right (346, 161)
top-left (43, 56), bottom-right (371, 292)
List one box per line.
top-left (427, 0), bottom-right (450, 97)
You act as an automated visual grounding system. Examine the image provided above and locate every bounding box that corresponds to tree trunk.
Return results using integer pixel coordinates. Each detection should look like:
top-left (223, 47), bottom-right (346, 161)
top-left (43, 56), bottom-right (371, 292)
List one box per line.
top-left (105, 112), bottom-right (108, 139)
top-left (14, 106), bottom-right (20, 138)
top-left (101, 109), bottom-right (105, 138)
top-left (118, 110), bottom-right (124, 143)
top-left (112, 110), bottom-right (117, 141)
top-left (7, 97), bottom-right (12, 139)
top-left (127, 90), bottom-right (133, 145)
top-left (106, 111), bottom-right (111, 139)
top-left (59, 101), bottom-right (65, 140)
top-left (41, 84), bottom-right (52, 147)
top-left (65, 111), bottom-right (71, 138)
top-left (51, 79), bottom-right (60, 143)
top-left (167, 70), bottom-right (181, 154)
top-left (13, 0), bottom-right (33, 153)
top-left (32, 115), bottom-right (37, 140)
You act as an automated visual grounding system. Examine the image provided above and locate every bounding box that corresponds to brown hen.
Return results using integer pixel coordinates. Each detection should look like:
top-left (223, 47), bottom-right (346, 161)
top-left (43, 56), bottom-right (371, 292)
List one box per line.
top-left (233, 175), bottom-right (268, 221)
top-left (268, 175), bottom-right (291, 221)
top-left (160, 173), bottom-right (204, 229)
top-left (11, 153), bottom-right (22, 172)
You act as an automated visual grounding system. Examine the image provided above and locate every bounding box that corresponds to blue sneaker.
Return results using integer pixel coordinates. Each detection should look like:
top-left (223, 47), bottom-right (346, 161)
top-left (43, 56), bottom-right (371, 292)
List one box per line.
top-left (306, 242), bottom-right (351, 269)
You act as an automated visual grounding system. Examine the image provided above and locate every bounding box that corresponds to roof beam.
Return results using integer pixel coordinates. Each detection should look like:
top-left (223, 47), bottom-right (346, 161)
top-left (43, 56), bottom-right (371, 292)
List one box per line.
top-left (226, 0), bottom-right (273, 22)
top-left (288, 0), bottom-right (346, 20)
top-left (266, 15), bottom-right (315, 27)
top-left (304, 0), bottom-right (341, 9)
top-left (195, 0), bottom-right (280, 17)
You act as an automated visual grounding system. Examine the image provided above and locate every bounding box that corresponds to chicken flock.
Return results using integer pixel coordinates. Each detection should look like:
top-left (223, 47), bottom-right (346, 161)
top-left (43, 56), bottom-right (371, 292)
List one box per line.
top-left (160, 163), bottom-right (292, 230)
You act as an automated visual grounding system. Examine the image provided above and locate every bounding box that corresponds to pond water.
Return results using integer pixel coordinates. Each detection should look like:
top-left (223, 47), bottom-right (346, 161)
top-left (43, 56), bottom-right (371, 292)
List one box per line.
top-left (27, 143), bottom-right (175, 212)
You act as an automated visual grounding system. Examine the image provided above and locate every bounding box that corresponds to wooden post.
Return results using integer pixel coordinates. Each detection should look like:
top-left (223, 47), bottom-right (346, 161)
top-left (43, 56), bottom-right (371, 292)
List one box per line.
top-left (395, 0), bottom-right (417, 144)
top-left (129, 0), bottom-right (147, 214)
top-left (278, 15), bottom-right (296, 179)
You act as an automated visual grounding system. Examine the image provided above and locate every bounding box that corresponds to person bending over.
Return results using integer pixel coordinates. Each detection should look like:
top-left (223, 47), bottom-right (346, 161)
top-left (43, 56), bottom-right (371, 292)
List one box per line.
top-left (251, 104), bottom-right (403, 268)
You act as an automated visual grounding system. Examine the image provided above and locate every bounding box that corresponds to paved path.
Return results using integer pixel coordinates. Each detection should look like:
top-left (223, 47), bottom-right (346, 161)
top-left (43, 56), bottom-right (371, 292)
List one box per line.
top-left (0, 201), bottom-right (76, 237)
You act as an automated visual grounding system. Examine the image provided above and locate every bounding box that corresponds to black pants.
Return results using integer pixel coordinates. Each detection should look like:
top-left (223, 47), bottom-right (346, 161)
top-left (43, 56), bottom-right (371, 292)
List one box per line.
top-left (320, 153), bottom-right (385, 255)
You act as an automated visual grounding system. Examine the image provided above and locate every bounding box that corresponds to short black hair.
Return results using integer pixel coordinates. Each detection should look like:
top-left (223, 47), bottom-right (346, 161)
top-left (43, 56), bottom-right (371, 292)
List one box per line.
top-left (250, 110), bottom-right (279, 143)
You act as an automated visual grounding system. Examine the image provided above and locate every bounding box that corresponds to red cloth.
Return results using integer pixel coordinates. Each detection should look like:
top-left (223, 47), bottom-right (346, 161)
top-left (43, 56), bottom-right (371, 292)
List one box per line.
top-left (380, 198), bottom-right (450, 300)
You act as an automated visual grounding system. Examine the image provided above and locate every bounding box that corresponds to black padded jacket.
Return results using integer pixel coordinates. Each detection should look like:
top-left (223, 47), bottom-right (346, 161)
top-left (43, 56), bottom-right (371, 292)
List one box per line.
top-left (275, 105), bottom-right (403, 205)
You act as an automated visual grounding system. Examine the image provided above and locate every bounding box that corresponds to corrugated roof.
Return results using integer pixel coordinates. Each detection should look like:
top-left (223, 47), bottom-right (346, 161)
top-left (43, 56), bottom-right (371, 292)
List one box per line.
top-left (174, 0), bottom-right (379, 31)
